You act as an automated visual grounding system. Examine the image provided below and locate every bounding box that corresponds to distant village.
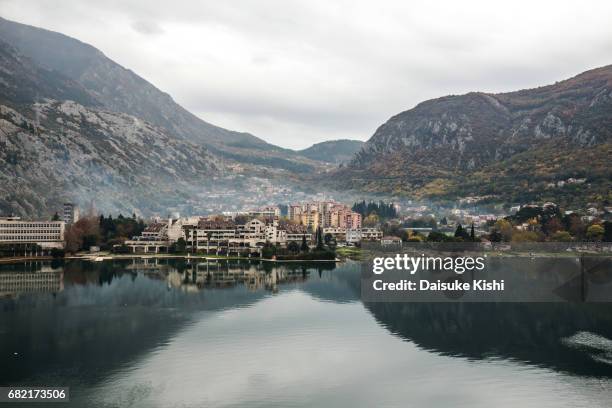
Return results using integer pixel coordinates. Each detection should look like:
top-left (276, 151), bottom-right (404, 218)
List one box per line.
top-left (1, 196), bottom-right (611, 259)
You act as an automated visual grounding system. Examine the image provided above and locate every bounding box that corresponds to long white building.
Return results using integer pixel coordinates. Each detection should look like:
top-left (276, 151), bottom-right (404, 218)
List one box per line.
top-left (0, 217), bottom-right (65, 249)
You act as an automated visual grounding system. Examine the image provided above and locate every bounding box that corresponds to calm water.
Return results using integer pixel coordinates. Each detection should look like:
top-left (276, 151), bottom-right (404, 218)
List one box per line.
top-left (1, 259), bottom-right (612, 407)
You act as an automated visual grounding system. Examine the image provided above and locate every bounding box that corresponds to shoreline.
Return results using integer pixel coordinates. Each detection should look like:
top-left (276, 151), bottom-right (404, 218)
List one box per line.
top-left (0, 253), bottom-right (342, 265)
top-left (1, 249), bottom-right (610, 266)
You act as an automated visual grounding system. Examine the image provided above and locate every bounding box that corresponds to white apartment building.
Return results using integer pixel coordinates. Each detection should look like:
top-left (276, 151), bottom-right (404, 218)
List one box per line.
top-left (0, 217), bottom-right (65, 249)
top-left (189, 218), bottom-right (290, 251)
top-left (125, 217), bottom-right (199, 253)
top-left (127, 215), bottom-right (315, 254)
top-left (62, 203), bottom-right (79, 225)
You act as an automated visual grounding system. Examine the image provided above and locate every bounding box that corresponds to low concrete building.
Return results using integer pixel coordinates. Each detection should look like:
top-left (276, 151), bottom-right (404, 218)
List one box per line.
top-left (345, 228), bottom-right (383, 244)
top-left (323, 227), bottom-right (347, 242)
top-left (381, 236), bottom-right (402, 246)
top-left (360, 228), bottom-right (383, 241)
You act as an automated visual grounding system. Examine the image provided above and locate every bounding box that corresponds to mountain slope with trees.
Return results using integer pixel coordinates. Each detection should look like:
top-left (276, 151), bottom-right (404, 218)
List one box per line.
top-left (337, 65), bottom-right (612, 208)
top-left (299, 139), bottom-right (364, 164)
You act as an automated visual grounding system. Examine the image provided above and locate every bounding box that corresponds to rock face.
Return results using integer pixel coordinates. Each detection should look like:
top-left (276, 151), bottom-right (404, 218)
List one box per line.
top-left (0, 39), bottom-right (219, 216)
top-left (0, 17), bottom-right (319, 217)
top-left (299, 139), bottom-right (365, 164)
top-left (0, 17), bottom-right (279, 152)
top-left (341, 65), bottom-right (612, 207)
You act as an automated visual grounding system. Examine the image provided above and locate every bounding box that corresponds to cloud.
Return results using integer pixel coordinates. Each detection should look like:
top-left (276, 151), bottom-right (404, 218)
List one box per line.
top-left (1, 0), bottom-right (612, 149)
top-left (131, 20), bottom-right (164, 35)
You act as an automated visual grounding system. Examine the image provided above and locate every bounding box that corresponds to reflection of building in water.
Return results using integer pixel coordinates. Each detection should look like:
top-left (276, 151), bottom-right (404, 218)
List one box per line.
top-left (125, 257), bottom-right (174, 274)
top-left (156, 261), bottom-right (310, 294)
top-left (0, 268), bottom-right (64, 297)
top-left (195, 262), bottom-right (309, 293)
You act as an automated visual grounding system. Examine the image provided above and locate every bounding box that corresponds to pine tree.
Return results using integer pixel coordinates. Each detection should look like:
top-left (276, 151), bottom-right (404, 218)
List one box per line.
top-left (316, 227), bottom-right (324, 250)
top-left (300, 234), bottom-right (309, 252)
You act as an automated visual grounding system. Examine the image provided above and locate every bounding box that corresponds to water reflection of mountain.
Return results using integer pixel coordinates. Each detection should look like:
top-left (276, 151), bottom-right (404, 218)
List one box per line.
top-left (2, 258), bottom-right (612, 388)
top-left (301, 260), bottom-right (612, 377)
top-left (364, 302), bottom-right (612, 377)
top-left (282, 258), bottom-right (612, 378)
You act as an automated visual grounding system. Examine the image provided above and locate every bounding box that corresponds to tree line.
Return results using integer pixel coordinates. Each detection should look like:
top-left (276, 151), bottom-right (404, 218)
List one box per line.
top-left (352, 201), bottom-right (398, 220)
top-left (65, 214), bottom-right (146, 253)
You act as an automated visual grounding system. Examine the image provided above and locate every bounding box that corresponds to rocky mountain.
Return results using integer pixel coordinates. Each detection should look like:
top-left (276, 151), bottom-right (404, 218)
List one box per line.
top-left (0, 17), bottom-right (327, 217)
top-left (339, 65), bottom-right (612, 208)
top-left (0, 16), bottom-right (318, 173)
top-left (0, 39), bottom-right (220, 216)
top-left (299, 139), bottom-right (364, 164)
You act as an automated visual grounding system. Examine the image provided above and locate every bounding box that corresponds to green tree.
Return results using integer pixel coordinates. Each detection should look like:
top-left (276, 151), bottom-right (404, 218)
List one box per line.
top-left (51, 212), bottom-right (60, 221)
top-left (427, 231), bottom-right (450, 242)
top-left (454, 224), bottom-right (470, 240)
top-left (287, 241), bottom-right (300, 253)
top-left (176, 237), bottom-right (187, 252)
top-left (316, 227), bottom-right (324, 250)
top-left (327, 237), bottom-right (337, 250)
top-left (300, 234), bottom-right (309, 252)
top-left (262, 242), bottom-right (277, 259)
top-left (604, 221), bottom-right (612, 242)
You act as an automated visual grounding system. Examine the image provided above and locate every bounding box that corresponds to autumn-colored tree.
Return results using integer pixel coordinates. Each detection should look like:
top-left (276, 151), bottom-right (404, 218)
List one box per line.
top-left (493, 219), bottom-right (513, 242)
top-left (543, 217), bottom-right (563, 236)
top-left (527, 217), bottom-right (540, 232)
top-left (511, 230), bottom-right (541, 242)
top-left (586, 224), bottom-right (605, 241)
top-left (550, 231), bottom-right (572, 242)
top-left (363, 213), bottom-right (380, 227)
top-left (64, 216), bottom-right (100, 253)
top-left (564, 214), bottom-right (585, 239)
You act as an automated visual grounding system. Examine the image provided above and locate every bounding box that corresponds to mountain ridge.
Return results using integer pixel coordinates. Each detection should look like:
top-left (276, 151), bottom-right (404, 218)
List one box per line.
top-left (0, 39), bottom-right (222, 216)
top-left (299, 139), bottom-right (364, 164)
top-left (0, 16), bottom-right (319, 173)
top-left (339, 64), bottom-right (612, 208)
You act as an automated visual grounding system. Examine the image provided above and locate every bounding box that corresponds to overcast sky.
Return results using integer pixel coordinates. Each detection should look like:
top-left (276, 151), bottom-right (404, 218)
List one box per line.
top-left (2, 1), bottom-right (612, 149)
